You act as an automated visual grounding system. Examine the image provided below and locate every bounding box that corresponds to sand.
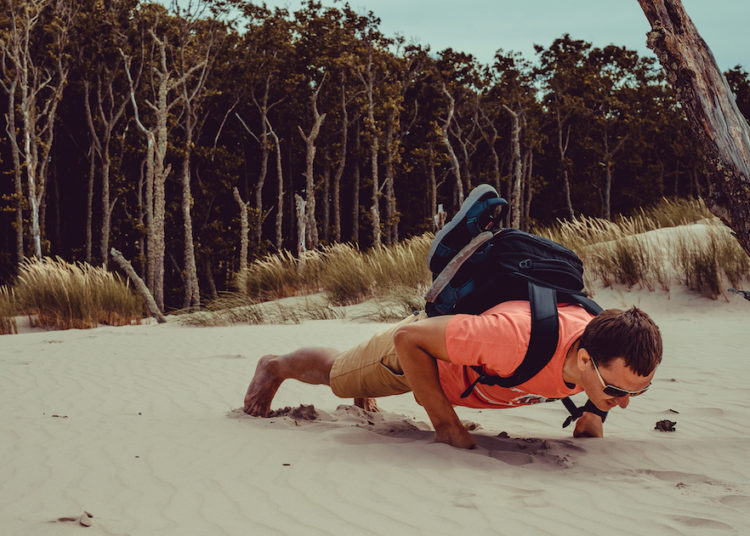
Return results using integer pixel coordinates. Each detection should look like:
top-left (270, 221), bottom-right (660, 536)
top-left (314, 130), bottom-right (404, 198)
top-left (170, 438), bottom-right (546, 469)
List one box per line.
top-left (1, 286), bottom-right (749, 535)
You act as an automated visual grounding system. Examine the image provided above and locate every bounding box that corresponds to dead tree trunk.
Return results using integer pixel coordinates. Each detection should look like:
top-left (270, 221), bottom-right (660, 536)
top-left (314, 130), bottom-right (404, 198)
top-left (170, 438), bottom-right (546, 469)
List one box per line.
top-left (85, 145), bottom-right (95, 264)
top-left (333, 76), bottom-right (348, 244)
top-left (5, 0), bottom-right (72, 259)
top-left (122, 39), bottom-right (172, 312)
top-left (503, 104), bottom-right (523, 229)
top-left (233, 187), bottom-right (249, 289)
top-left (266, 117), bottom-right (284, 251)
top-left (523, 149), bottom-right (534, 231)
top-left (359, 50), bottom-right (381, 249)
top-left (477, 103), bottom-right (502, 195)
top-left (440, 84), bottom-right (464, 205)
top-left (384, 108), bottom-right (397, 245)
top-left (637, 0), bottom-right (750, 256)
top-left (295, 194), bottom-right (306, 256)
top-left (297, 76), bottom-right (326, 250)
top-left (351, 118), bottom-right (361, 245)
top-left (110, 248), bottom-right (167, 324)
top-left (556, 108), bottom-right (575, 220)
top-left (1, 76), bottom-right (25, 261)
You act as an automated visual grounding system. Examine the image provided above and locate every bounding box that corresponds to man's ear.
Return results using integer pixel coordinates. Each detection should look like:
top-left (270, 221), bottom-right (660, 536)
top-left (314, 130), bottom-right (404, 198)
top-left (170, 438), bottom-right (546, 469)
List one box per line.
top-left (577, 347), bottom-right (591, 372)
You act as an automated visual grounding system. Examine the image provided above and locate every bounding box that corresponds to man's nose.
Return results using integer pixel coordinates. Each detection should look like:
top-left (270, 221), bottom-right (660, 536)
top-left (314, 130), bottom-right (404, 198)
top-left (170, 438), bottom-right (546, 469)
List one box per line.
top-left (616, 395), bottom-right (630, 409)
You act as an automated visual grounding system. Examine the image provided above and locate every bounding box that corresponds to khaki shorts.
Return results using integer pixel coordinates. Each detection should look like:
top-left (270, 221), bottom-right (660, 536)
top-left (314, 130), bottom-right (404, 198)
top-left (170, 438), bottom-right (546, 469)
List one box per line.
top-left (329, 311), bottom-right (427, 398)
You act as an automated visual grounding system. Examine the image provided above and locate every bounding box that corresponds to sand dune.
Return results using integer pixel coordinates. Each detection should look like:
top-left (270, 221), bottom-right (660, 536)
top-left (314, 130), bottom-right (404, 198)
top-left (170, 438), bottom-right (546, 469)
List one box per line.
top-left (1, 286), bottom-right (749, 535)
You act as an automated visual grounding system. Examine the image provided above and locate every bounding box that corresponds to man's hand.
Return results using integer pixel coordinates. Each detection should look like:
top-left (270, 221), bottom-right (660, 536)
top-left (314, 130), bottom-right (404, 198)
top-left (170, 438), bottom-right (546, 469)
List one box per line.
top-left (434, 422), bottom-right (477, 449)
top-left (573, 411), bottom-right (604, 438)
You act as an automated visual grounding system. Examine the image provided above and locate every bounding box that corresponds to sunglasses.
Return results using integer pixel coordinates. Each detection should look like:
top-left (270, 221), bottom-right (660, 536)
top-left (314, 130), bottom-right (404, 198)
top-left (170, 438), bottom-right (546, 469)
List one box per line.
top-left (591, 357), bottom-right (650, 398)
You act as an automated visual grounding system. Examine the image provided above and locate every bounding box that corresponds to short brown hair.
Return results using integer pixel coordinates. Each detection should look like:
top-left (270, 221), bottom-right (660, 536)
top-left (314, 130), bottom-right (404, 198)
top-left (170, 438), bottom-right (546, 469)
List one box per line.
top-left (579, 307), bottom-right (662, 376)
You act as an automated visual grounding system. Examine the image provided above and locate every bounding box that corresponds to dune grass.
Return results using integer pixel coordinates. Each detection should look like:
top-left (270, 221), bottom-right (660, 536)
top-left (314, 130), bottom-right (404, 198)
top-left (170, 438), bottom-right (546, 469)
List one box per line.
top-left (225, 196), bottom-right (748, 325)
top-left (0, 285), bottom-right (17, 335)
top-left (13, 257), bottom-right (143, 330)
top-left (237, 235), bottom-right (432, 306)
top-left (537, 198), bottom-right (749, 297)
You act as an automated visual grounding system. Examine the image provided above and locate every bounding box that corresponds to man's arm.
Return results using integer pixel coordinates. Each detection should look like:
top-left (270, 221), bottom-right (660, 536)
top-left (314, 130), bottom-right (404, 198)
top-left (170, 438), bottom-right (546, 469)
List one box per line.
top-left (393, 316), bottom-right (477, 449)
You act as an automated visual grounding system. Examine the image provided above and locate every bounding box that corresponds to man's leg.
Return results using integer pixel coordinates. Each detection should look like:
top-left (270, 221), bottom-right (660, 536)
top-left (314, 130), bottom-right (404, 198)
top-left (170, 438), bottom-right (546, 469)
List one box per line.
top-left (243, 348), bottom-right (378, 416)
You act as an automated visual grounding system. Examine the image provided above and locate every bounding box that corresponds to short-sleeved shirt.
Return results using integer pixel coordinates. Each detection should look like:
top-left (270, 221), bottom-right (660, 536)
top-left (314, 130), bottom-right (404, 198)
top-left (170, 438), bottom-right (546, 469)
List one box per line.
top-left (437, 301), bottom-right (593, 408)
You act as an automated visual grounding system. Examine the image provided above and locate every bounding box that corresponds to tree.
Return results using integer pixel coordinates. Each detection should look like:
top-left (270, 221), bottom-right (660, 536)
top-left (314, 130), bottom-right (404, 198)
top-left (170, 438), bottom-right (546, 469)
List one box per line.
top-left (638, 0), bottom-right (750, 257)
top-left (78, 0), bottom-right (136, 266)
top-left (122, 5), bottom-right (179, 312)
top-left (536, 35), bottom-right (594, 220)
top-left (2, 0), bottom-right (73, 258)
top-left (170, 0), bottom-right (223, 309)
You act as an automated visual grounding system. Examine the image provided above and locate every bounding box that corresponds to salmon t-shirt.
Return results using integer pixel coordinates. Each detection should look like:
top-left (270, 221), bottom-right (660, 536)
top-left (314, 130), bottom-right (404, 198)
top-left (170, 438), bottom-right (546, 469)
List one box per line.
top-left (437, 301), bottom-right (593, 408)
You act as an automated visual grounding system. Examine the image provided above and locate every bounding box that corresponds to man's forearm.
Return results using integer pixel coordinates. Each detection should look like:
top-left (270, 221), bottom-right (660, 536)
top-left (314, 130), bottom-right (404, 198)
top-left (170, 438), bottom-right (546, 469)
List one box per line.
top-left (394, 332), bottom-right (476, 448)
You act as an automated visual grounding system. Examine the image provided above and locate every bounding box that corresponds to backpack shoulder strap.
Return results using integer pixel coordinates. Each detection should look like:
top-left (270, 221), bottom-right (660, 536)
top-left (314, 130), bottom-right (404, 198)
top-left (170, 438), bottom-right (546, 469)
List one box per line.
top-left (461, 282), bottom-right (559, 395)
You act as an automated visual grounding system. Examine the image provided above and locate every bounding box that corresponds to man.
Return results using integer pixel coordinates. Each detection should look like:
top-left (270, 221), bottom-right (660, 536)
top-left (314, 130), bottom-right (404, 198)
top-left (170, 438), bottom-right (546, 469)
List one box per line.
top-left (243, 302), bottom-right (662, 448)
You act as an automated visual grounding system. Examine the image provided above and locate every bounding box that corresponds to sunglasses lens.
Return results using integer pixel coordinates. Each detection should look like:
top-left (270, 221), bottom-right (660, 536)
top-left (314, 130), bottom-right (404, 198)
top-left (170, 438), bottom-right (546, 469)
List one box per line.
top-left (603, 386), bottom-right (629, 397)
top-left (603, 385), bottom-right (649, 397)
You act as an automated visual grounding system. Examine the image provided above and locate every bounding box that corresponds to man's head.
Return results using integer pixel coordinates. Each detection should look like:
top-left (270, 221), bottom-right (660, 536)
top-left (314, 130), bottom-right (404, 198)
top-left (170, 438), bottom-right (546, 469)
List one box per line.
top-left (577, 307), bottom-right (663, 411)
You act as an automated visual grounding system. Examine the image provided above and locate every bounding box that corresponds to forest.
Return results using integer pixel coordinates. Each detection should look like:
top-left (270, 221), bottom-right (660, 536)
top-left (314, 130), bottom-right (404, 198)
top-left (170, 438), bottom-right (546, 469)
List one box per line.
top-left (2, 0), bottom-right (750, 311)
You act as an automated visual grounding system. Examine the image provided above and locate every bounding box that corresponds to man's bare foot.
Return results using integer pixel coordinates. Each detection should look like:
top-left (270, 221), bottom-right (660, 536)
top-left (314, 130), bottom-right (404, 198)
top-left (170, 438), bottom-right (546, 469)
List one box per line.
top-left (354, 397), bottom-right (379, 412)
top-left (433, 423), bottom-right (477, 449)
top-left (244, 355), bottom-right (284, 416)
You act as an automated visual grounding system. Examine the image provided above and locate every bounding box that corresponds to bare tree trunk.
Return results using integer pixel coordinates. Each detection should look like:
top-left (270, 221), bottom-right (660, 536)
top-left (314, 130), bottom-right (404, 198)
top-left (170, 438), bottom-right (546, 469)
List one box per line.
top-left (7, 0), bottom-right (72, 259)
top-left (144, 138), bottom-right (155, 292)
top-left (180, 136), bottom-right (200, 309)
top-left (450, 105), bottom-right (478, 195)
top-left (503, 105), bottom-right (522, 229)
top-left (555, 107), bottom-right (575, 220)
top-left (136, 158), bottom-right (146, 276)
top-left (2, 77), bottom-right (25, 261)
top-left (266, 118), bottom-right (284, 251)
top-left (477, 104), bottom-right (502, 196)
top-left (202, 257), bottom-right (218, 301)
top-left (361, 55), bottom-right (381, 249)
top-left (233, 187), bottom-right (249, 289)
top-left (384, 108), bottom-right (397, 245)
top-left (352, 118), bottom-right (361, 245)
top-left (333, 76), bottom-right (348, 243)
top-left (322, 159), bottom-right (331, 244)
top-left (110, 248), bottom-right (167, 324)
top-left (297, 76), bottom-right (326, 250)
top-left (440, 84), bottom-right (464, 205)
top-left (523, 149), bottom-right (534, 231)
top-left (85, 145), bottom-right (95, 264)
top-left (123, 34), bottom-right (171, 311)
top-left (295, 194), bottom-right (306, 256)
top-left (637, 0), bottom-right (750, 255)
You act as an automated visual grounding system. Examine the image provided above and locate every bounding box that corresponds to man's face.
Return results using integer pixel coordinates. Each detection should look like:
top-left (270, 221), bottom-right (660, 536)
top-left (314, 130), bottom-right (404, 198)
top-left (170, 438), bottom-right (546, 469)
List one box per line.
top-left (580, 353), bottom-right (655, 412)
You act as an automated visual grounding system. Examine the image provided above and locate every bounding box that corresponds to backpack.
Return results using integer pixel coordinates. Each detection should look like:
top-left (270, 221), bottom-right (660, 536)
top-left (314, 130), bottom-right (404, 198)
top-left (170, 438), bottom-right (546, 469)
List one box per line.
top-left (424, 201), bottom-right (607, 427)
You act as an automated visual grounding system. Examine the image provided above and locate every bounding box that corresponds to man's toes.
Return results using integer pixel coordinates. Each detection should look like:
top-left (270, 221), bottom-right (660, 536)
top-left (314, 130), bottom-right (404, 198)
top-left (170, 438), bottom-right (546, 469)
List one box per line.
top-left (354, 397), bottom-right (379, 412)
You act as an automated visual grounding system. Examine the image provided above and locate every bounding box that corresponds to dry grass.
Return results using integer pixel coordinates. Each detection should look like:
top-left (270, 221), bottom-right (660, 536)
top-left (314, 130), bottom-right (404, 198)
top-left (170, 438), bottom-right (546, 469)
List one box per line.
top-left (216, 196), bottom-right (747, 326)
top-left (321, 235), bottom-right (432, 305)
top-left (0, 285), bottom-right (17, 335)
top-left (237, 235), bottom-right (432, 307)
top-left (538, 198), bottom-right (749, 298)
top-left (13, 257), bottom-right (143, 330)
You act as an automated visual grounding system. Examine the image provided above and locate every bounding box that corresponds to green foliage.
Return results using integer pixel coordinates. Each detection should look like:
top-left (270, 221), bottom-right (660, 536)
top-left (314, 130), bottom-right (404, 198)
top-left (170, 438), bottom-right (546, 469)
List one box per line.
top-left (13, 258), bottom-right (143, 330)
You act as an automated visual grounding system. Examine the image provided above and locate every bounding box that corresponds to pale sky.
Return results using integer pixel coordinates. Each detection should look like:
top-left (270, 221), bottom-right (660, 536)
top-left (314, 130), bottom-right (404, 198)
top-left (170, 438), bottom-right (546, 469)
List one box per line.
top-left (262, 0), bottom-right (750, 71)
